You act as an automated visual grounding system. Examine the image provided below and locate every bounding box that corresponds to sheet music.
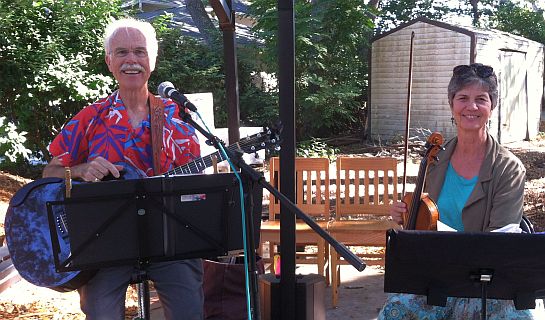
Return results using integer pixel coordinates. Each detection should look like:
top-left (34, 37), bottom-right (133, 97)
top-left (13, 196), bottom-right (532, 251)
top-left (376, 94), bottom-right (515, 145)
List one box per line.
top-left (491, 223), bottom-right (522, 233)
top-left (437, 220), bottom-right (457, 231)
top-left (436, 220), bottom-right (522, 233)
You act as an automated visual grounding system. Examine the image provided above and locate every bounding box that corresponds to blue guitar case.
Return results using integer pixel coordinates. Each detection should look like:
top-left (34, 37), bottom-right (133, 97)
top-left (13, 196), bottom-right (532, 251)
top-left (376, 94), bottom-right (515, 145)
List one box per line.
top-left (5, 177), bottom-right (97, 291)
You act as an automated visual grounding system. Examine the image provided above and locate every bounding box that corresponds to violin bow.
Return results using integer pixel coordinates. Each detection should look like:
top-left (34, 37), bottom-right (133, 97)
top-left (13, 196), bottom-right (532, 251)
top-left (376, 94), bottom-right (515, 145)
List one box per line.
top-left (402, 31), bottom-right (415, 196)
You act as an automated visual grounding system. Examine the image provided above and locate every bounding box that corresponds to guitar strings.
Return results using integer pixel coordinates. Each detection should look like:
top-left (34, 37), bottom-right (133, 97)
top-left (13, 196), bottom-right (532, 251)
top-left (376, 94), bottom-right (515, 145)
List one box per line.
top-left (162, 130), bottom-right (270, 176)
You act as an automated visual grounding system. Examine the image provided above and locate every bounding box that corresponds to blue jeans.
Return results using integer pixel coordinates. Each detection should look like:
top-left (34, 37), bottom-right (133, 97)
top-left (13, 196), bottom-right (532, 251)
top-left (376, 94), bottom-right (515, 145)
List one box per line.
top-left (78, 259), bottom-right (203, 320)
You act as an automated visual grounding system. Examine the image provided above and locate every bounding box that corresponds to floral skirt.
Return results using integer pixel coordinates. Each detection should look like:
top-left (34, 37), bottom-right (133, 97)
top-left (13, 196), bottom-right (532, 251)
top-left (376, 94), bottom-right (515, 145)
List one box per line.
top-left (378, 293), bottom-right (540, 320)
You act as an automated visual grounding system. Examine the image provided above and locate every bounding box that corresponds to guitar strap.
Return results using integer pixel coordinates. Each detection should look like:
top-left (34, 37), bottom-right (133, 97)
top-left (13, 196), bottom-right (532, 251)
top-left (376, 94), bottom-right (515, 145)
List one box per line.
top-left (149, 93), bottom-right (164, 175)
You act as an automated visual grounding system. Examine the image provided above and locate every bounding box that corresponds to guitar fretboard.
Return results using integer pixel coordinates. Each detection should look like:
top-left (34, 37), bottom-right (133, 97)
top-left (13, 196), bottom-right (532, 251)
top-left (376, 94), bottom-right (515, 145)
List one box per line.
top-left (166, 149), bottom-right (228, 175)
top-left (160, 138), bottom-right (260, 176)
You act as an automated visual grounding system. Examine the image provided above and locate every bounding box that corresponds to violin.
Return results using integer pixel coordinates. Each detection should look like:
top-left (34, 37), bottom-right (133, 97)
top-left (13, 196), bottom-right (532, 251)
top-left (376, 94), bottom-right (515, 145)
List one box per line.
top-left (402, 133), bottom-right (443, 230)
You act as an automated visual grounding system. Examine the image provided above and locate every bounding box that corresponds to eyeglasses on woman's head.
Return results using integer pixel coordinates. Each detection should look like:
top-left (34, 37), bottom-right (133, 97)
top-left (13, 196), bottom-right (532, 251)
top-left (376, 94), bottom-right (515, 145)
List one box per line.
top-left (453, 63), bottom-right (494, 78)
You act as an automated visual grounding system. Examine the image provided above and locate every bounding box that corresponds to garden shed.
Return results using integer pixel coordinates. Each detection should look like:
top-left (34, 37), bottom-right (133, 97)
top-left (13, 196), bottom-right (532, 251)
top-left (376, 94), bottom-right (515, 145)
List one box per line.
top-left (368, 17), bottom-right (544, 144)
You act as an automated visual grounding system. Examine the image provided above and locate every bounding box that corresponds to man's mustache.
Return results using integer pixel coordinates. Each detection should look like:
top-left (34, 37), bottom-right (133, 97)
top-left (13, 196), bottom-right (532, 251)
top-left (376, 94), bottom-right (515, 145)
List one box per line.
top-left (120, 63), bottom-right (144, 72)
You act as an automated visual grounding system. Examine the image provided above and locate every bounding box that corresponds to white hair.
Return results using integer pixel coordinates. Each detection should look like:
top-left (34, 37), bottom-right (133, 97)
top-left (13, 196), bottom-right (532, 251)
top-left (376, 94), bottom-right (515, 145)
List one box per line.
top-left (103, 18), bottom-right (158, 68)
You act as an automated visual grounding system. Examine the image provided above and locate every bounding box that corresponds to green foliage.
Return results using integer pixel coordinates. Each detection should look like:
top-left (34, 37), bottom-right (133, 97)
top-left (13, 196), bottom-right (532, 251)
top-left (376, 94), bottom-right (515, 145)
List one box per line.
top-left (489, 1), bottom-right (545, 43)
top-left (0, 116), bottom-right (32, 163)
top-left (149, 15), bottom-right (226, 126)
top-left (375, 0), bottom-right (451, 31)
top-left (149, 14), bottom-right (277, 129)
top-left (0, 2), bottom-right (276, 164)
top-left (236, 46), bottom-right (279, 127)
top-left (238, 83), bottom-right (278, 126)
top-left (374, 0), bottom-right (545, 33)
top-left (0, 0), bottom-right (123, 159)
top-left (296, 137), bottom-right (339, 162)
top-left (249, 0), bottom-right (374, 140)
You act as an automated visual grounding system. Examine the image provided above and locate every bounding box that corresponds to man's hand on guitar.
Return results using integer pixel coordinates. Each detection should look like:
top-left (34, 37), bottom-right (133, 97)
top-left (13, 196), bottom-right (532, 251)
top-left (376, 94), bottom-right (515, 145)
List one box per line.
top-left (43, 156), bottom-right (124, 182)
top-left (78, 157), bottom-right (124, 182)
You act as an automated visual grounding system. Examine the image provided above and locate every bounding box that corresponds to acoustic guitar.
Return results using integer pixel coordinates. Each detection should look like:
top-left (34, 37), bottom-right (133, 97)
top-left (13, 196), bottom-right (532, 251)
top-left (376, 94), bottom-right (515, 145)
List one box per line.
top-left (4, 126), bottom-right (280, 292)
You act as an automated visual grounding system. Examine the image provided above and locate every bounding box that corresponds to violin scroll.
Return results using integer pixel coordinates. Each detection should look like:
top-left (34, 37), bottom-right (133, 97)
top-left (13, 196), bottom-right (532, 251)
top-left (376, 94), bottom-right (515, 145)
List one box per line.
top-left (425, 132), bottom-right (444, 166)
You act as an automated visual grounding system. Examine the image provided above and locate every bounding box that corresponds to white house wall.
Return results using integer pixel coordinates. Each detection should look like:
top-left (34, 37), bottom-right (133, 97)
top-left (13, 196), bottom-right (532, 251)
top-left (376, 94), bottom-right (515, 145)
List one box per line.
top-left (370, 21), bottom-right (471, 142)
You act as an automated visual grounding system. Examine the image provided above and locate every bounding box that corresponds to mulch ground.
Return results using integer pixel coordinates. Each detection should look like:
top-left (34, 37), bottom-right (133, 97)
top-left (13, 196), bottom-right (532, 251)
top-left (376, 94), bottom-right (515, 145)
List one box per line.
top-left (0, 171), bottom-right (30, 203)
top-left (508, 148), bottom-right (545, 231)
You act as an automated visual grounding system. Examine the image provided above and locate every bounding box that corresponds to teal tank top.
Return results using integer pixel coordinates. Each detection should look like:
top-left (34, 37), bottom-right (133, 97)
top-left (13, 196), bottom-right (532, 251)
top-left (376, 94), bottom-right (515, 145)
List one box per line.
top-left (436, 162), bottom-right (478, 231)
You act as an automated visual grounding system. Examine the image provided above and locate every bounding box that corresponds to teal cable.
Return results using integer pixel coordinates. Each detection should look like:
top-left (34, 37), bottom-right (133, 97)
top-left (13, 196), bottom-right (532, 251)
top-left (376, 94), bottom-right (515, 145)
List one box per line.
top-left (193, 111), bottom-right (253, 320)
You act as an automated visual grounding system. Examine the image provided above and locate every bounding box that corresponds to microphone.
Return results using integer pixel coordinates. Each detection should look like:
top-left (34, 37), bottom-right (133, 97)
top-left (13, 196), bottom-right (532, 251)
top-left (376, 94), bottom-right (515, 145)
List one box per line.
top-left (157, 81), bottom-right (198, 112)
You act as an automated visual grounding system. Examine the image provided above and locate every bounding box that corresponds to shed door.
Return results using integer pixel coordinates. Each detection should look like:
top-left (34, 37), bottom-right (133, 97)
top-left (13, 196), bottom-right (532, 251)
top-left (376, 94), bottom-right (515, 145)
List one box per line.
top-left (498, 51), bottom-right (527, 143)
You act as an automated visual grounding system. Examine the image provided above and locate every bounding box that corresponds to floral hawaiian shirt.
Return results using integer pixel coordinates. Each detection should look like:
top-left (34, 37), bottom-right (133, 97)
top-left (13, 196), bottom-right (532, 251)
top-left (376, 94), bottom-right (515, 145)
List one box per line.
top-left (49, 91), bottom-right (200, 177)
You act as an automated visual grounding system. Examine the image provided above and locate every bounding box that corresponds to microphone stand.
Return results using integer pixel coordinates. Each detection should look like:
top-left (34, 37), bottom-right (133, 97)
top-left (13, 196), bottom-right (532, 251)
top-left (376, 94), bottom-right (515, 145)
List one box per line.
top-left (178, 108), bottom-right (366, 319)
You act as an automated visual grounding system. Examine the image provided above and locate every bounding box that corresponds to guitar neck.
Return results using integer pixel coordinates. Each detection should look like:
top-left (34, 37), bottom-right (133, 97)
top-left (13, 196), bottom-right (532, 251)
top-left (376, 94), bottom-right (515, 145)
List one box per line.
top-left (162, 143), bottom-right (241, 176)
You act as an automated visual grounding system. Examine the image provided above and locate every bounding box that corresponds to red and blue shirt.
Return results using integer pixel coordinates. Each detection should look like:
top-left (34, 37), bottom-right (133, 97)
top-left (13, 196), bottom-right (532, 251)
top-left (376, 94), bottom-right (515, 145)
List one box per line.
top-left (49, 91), bottom-right (200, 176)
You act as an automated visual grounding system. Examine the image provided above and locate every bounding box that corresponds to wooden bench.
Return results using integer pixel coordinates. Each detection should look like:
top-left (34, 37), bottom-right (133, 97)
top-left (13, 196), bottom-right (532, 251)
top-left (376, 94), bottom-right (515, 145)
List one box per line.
top-left (328, 157), bottom-right (401, 306)
top-left (259, 157), bottom-right (331, 284)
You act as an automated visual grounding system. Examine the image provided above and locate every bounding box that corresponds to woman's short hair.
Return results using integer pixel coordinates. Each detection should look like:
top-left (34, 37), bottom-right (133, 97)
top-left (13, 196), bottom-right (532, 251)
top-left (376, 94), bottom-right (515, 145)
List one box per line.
top-left (103, 18), bottom-right (158, 67)
top-left (447, 63), bottom-right (498, 109)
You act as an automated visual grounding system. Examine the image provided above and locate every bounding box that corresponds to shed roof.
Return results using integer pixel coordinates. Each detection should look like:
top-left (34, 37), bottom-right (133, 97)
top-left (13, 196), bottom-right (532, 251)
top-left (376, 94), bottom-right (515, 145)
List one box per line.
top-left (372, 17), bottom-right (543, 49)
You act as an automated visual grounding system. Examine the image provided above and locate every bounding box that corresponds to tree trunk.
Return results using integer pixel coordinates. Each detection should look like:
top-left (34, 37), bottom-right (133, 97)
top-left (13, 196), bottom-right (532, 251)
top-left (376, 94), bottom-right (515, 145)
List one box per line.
top-left (183, 0), bottom-right (221, 49)
top-left (368, 0), bottom-right (380, 8)
top-left (469, 0), bottom-right (480, 26)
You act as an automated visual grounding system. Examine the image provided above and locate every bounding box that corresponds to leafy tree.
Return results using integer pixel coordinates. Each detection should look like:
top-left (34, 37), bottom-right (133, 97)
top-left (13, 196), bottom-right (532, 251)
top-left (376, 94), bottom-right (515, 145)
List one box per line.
top-left (375, 0), bottom-right (451, 32)
top-left (489, 0), bottom-right (545, 43)
top-left (0, 117), bottom-right (31, 163)
top-left (150, 14), bottom-right (226, 126)
top-left (0, 0), bottom-right (123, 160)
top-left (162, 1), bottom-right (278, 128)
top-left (249, 0), bottom-right (375, 139)
top-left (445, 0), bottom-right (498, 27)
top-left (437, 1), bottom-right (545, 41)
top-left (233, 44), bottom-right (279, 127)
top-left (0, 0), bottom-right (274, 165)
top-left (372, 0), bottom-right (511, 31)
top-left (150, 14), bottom-right (275, 129)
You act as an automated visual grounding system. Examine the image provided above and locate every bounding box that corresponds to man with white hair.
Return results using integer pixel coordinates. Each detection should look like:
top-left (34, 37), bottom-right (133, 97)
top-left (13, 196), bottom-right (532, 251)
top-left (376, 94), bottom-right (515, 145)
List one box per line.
top-left (43, 18), bottom-right (203, 319)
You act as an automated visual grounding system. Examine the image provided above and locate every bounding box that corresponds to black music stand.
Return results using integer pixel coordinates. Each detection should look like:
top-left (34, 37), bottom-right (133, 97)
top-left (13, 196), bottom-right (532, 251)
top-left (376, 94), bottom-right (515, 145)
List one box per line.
top-left (384, 229), bottom-right (545, 320)
top-left (47, 172), bottom-right (262, 320)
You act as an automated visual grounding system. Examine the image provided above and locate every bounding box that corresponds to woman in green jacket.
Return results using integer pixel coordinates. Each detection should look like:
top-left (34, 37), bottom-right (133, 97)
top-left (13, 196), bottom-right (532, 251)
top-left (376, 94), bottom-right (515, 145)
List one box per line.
top-left (379, 63), bottom-right (535, 319)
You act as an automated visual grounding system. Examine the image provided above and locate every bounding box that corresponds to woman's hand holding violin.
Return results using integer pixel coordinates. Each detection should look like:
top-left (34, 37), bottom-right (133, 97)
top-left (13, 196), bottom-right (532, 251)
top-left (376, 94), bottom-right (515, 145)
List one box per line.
top-left (389, 201), bottom-right (407, 226)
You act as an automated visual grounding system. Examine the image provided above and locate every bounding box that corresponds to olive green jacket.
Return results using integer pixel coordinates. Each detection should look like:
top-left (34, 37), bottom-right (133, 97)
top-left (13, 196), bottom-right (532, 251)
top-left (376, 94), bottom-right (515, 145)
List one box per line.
top-left (425, 133), bottom-right (526, 232)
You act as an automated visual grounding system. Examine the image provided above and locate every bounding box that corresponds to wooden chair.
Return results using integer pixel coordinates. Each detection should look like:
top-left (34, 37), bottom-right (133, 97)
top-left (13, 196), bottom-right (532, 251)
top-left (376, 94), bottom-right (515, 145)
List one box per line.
top-left (259, 157), bottom-right (331, 284)
top-left (328, 156), bottom-right (401, 306)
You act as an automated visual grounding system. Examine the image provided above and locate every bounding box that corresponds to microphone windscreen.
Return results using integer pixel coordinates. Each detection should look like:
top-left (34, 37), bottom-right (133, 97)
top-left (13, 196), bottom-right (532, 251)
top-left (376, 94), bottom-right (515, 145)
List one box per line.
top-left (158, 81), bottom-right (175, 98)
